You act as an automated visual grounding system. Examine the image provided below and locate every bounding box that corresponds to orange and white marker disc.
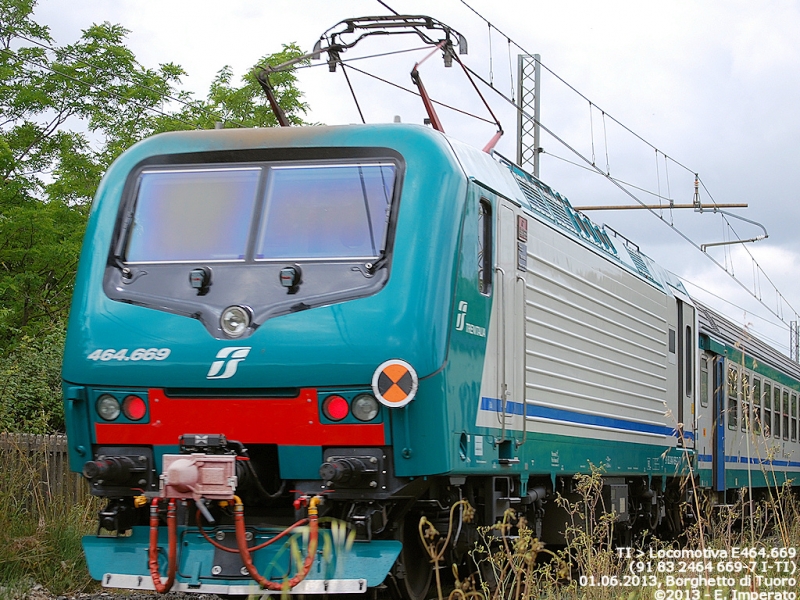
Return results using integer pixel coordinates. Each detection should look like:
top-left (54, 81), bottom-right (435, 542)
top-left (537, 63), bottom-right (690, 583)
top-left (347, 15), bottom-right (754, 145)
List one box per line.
top-left (372, 359), bottom-right (418, 408)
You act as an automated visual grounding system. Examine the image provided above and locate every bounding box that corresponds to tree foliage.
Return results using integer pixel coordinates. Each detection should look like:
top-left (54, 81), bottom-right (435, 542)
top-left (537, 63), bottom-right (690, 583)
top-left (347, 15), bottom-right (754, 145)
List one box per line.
top-left (0, 322), bottom-right (65, 433)
top-left (164, 46), bottom-right (310, 131)
top-left (0, 0), bottom-right (309, 431)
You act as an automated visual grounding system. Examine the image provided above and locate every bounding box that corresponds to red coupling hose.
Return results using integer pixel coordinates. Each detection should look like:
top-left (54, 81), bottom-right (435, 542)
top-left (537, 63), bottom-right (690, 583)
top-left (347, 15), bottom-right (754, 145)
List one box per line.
top-left (148, 498), bottom-right (178, 593)
top-left (196, 507), bottom-right (309, 553)
top-left (234, 495), bottom-right (321, 591)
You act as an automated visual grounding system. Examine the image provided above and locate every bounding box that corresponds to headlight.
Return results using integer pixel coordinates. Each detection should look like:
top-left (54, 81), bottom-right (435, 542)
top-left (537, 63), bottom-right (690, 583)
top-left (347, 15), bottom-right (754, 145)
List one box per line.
top-left (96, 394), bottom-right (121, 421)
top-left (220, 305), bottom-right (251, 337)
top-left (351, 394), bottom-right (380, 421)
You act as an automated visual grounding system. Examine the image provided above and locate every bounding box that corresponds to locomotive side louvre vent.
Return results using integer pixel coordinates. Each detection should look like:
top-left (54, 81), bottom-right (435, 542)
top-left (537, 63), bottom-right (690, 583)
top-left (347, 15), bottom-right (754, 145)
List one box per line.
top-left (625, 246), bottom-right (656, 283)
top-left (494, 152), bottom-right (619, 257)
top-left (511, 171), bottom-right (580, 235)
top-left (544, 190), bottom-right (577, 232)
top-left (515, 174), bottom-right (552, 218)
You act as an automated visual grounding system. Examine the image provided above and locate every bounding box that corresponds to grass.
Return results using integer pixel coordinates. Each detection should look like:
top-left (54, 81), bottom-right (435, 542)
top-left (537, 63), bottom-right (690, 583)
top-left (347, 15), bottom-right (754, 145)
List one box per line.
top-left (0, 438), bottom-right (99, 598)
top-left (1, 432), bottom-right (797, 599)
top-left (419, 468), bottom-right (800, 600)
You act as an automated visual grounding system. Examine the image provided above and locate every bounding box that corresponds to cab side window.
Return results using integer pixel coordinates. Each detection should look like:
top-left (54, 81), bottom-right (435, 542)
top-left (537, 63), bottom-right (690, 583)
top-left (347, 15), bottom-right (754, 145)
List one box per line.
top-left (478, 199), bottom-right (492, 295)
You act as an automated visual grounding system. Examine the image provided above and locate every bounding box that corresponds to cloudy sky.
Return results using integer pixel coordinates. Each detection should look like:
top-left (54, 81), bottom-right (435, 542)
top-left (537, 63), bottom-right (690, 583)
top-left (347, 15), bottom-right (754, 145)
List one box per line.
top-left (33, 0), bottom-right (800, 355)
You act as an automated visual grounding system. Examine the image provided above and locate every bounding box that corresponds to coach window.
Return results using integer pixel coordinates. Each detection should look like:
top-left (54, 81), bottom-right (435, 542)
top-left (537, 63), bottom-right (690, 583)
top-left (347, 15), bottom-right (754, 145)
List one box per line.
top-left (791, 394), bottom-right (797, 442)
top-left (478, 199), bottom-right (492, 295)
top-left (773, 386), bottom-right (781, 439)
top-left (783, 390), bottom-right (790, 441)
top-left (741, 372), bottom-right (750, 432)
top-left (700, 359), bottom-right (709, 408)
top-left (685, 326), bottom-right (693, 396)
top-left (752, 378), bottom-right (761, 435)
top-left (727, 366), bottom-right (738, 430)
top-left (764, 382), bottom-right (772, 437)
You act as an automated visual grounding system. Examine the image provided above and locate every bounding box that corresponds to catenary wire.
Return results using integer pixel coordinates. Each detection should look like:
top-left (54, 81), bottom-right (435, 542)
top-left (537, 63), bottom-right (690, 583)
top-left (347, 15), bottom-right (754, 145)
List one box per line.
top-left (381, 0), bottom-right (785, 310)
top-left (452, 58), bottom-right (796, 326)
top-left (341, 63), bottom-right (496, 125)
top-left (413, 0), bottom-right (800, 325)
top-left (677, 274), bottom-right (790, 350)
top-left (455, 0), bottom-right (697, 175)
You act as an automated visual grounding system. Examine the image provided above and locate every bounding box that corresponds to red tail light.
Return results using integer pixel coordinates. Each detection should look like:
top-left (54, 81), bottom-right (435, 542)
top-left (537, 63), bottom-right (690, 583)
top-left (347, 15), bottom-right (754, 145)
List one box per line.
top-left (122, 395), bottom-right (147, 421)
top-left (322, 395), bottom-right (349, 421)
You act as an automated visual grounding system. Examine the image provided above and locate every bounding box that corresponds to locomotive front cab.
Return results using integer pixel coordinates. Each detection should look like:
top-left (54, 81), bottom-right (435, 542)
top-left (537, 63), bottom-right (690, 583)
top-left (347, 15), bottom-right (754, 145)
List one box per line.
top-left (62, 124), bottom-right (470, 596)
top-left (104, 147), bottom-right (403, 340)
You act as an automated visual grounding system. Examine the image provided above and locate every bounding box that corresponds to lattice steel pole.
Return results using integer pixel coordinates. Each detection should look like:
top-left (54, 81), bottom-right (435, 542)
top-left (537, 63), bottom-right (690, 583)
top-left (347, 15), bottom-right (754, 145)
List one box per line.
top-left (791, 320), bottom-right (799, 362)
top-left (516, 54), bottom-right (542, 178)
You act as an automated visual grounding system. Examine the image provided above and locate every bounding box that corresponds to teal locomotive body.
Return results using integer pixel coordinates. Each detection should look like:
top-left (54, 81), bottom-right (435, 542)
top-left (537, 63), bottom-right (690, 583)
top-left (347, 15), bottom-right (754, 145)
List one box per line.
top-left (62, 123), bottom-right (800, 597)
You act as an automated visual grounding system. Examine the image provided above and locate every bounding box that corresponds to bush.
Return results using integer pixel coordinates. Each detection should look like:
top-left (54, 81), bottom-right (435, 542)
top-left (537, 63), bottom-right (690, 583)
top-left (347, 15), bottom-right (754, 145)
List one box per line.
top-left (0, 322), bottom-right (66, 433)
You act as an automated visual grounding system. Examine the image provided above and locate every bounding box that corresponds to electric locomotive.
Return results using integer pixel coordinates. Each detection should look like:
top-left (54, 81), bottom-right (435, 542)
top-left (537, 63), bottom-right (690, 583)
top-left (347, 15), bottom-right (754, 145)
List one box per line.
top-left (62, 120), bottom-right (800, 598)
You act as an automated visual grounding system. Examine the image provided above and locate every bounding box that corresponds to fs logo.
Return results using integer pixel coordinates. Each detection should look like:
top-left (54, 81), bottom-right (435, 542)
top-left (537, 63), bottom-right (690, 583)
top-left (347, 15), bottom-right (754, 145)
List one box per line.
top-left (206, 347), bottom-right (251, 379)
top-left (455, 301), bottom-right (468, 331)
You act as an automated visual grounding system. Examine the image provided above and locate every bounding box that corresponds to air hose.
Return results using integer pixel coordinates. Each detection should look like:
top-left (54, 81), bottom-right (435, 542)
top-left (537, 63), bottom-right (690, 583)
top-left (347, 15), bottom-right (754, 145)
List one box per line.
top-left (148, 495), bottom-right (320, 592)
top-left (196, 505), bottom-right (308, 553)
top-left (234, 494), bottom-right (321, 590)
top-left (148, 498), bottom-right (177, 593)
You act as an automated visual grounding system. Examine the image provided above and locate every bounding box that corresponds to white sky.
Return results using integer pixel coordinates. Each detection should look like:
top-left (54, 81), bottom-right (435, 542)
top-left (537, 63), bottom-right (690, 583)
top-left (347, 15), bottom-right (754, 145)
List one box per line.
top-left (33, 0), bottom-right (800, 355)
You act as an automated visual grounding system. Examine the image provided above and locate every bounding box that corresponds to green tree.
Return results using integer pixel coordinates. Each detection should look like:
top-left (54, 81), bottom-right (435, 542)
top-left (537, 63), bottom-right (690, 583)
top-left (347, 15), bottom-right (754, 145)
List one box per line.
top-left (0, 0), bottom-right (309, 431)
top-left (151, 44), bottom-right (309, 134)
top-left (0, 322), bottom-right (65, 432)
top-left (1, 0), bottom-right (188, 341)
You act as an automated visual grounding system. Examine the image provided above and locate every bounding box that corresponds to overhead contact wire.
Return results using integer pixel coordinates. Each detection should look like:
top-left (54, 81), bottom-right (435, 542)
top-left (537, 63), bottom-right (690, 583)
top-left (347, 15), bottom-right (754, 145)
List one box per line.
top-left (456, 59), bottom-right (793, 326)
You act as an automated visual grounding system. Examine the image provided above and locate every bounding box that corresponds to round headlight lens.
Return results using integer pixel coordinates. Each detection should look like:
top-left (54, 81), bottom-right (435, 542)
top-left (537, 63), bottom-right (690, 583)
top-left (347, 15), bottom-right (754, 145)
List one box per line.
top-left (351, 394), bottom-right (380, 422)
top-left (96, 394), bottom-right (121, 421)
top-left (221, 305), bottom-right (251, 337)
top-left (122, 395), bottom-right (147, 421)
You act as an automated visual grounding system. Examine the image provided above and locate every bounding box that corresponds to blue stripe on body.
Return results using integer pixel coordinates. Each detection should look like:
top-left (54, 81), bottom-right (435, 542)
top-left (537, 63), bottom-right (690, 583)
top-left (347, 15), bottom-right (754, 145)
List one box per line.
top-left (480, 396), bottom-right (695, 441)
top-left (723, 455), bottom-right (800, 468)
top-left (698, 453), bottom-right (800, 468)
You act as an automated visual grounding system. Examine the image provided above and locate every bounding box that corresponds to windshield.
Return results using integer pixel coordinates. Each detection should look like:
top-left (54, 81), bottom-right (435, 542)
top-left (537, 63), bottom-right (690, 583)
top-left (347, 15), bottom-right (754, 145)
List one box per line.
top-left (125, 167), bottom-right (260, 263)
top-left (123, 161), bottom-right (397, 264)
top-left (256, 163), bottom-right (394, 260)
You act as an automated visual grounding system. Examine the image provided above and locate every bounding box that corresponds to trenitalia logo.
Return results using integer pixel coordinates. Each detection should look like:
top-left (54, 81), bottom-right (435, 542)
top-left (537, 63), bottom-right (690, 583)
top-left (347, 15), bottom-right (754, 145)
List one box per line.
top-left (454, 300), bottom-right (486, 338)
top-left (455, 301), bottom-right (468, 331)
top-left (206, 347), bottom-right (251, 379)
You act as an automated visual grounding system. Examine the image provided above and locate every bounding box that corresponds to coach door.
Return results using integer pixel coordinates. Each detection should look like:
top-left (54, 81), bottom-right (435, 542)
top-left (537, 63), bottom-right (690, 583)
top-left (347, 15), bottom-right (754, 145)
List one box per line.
top-left (493, 199), bottom-right (528, 454)
top-left (697, 354), bottom-right (716, 487)
top-left (712, 356), bottom-right (726, 492)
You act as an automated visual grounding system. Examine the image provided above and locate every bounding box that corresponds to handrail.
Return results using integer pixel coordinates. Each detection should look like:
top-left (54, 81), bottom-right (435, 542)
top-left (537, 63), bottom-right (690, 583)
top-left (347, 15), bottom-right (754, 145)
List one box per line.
top-left (495, 265), bottom-right (508, 444)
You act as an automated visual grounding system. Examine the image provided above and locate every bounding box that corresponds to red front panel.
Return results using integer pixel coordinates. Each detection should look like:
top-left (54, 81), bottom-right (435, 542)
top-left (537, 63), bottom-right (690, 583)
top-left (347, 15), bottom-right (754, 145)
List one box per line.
top-left (94, 388), bottom-right (386, 446)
